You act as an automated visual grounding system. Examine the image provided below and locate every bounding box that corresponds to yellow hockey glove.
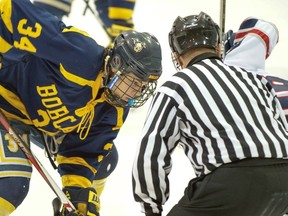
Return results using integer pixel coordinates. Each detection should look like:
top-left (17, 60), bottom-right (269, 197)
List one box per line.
top-left (61, 187), bottom-right (100, 216)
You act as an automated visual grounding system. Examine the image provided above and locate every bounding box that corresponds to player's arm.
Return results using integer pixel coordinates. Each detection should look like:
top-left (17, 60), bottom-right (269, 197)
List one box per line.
top-left (55, 132), bottom-right (114, 216)
top-left (132, 91), bottom-right (180, 215)
top-left (56, 106), bottom-right (128, 215)
top-left (0, 0), bottom-right (104, 72)
top-left (264, 75), bottom-right (288, 128)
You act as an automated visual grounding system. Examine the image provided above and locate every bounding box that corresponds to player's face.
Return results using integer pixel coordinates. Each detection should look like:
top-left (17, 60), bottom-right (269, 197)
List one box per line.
top-left (111, 72), bottom-right (148, 102)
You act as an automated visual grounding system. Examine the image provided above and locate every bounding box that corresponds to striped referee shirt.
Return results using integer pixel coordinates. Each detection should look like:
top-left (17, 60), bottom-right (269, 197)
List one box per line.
top-left (132, 55), bottom-right (288, 215)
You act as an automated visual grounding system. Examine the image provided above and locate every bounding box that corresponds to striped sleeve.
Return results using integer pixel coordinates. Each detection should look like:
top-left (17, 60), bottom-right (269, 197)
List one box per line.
top-left (132, 91), bottom-right (181, 215)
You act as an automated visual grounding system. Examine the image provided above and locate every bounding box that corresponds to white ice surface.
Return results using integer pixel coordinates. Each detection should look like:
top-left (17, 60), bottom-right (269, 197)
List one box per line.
top-left (12, 0), bottom-right (288, 215)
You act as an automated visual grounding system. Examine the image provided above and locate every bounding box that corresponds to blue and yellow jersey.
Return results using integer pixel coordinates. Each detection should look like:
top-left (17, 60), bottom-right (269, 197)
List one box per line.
top-left (0, 0), bottom-right (129, 186)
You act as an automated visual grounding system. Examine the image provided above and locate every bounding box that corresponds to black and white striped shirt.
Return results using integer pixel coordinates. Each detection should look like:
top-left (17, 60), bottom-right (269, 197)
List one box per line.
top-left (132, 57), bottom-right (288, 215)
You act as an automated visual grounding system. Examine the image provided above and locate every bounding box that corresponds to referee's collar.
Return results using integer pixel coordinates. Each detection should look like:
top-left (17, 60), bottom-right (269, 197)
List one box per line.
top-left (187, 52), bottom-right (221, 67)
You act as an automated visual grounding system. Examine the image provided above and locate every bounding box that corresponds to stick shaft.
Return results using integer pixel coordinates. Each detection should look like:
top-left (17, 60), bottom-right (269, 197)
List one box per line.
top-left (0, 111), bottom-right (76, 212)
top-left (219, 0), bottom-right (226, 38)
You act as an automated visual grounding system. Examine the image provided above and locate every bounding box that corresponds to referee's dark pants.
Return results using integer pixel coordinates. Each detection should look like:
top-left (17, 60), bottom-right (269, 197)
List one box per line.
top-left (167, 158), bottom-right (288, 216)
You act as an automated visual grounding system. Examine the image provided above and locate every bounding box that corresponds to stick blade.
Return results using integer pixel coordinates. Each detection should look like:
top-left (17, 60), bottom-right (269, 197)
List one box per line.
top-left (52, 197), bottom-right (62, 216)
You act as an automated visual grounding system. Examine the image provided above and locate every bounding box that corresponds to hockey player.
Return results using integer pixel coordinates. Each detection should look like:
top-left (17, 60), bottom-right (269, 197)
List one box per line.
top-left (0, 0), bottom-right (162, 215)
top-left (33, 0), bottom-right (136, 43)
top-left (132, 12), bottom-right (288, 216)
top-left (223, 17), bottom-right (288, 123)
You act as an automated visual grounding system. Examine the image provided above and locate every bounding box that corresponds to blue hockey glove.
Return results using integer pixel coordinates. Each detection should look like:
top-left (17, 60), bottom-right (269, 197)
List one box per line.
top-left (61, 187), bottom-right (100, 216)
top-left (222, 30), bottom-right (235, 56)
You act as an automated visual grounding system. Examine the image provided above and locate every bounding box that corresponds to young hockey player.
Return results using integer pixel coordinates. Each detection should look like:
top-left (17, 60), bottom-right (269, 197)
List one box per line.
top-left (132, 12), bottom-right (288, 216)
top-left (33, 0), bottom-right (136, 43)
top-left (0, 0), bottom-right (162, 215)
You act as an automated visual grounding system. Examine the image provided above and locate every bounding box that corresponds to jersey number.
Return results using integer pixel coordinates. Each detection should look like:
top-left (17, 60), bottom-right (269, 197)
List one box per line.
top-left (14, 19), bottom-right (42, 53)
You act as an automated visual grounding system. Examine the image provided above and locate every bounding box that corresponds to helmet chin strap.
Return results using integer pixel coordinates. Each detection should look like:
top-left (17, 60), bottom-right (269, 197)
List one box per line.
top-left (104, 55), bottom-right (124, 93)
top-left (103, 55), bottom-right (111, 85)
top-left (107, 71), bottom-right (121, 89)
top-left (128, 98), bottom-right (135, 106)
top-left (103, 54), bottom-right (135, 107)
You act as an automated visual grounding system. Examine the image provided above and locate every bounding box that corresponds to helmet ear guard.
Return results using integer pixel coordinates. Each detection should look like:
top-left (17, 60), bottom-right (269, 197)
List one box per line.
top-left (110, 54), bottom-right (122, 71)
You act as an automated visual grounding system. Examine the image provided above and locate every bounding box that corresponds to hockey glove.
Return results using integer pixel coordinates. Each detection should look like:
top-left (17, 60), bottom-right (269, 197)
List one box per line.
top-left (62, 187), bottom-right (100, 216)
top-left (222, 30), bottom-right (235, 56)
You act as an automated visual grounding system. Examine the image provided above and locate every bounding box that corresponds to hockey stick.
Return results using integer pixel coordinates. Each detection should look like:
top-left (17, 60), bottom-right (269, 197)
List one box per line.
top-left (219, 0), bottom-right (226, 40)
top-left (219, 0), bottom-right (226, 57)
top-left (82, 0), bottom-right (94, 16)
top-left (82, 0), bottom-right (112, 41)
top-left (82, 0), bottom-right (105, 29)
top-left (0, 110), bottom-right (76, 213)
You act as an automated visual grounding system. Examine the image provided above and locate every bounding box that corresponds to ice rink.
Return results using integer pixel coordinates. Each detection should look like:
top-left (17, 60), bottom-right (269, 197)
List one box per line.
top-left (12, 0), bottom-right (288, 215)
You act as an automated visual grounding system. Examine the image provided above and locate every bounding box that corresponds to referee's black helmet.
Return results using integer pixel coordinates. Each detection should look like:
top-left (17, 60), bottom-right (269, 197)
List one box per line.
top-left (169, 11), bottom-right (220, 56)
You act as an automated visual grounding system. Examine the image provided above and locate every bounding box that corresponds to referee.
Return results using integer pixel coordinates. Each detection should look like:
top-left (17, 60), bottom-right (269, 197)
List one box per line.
top-left (132, 12), bottom-right (288, 216)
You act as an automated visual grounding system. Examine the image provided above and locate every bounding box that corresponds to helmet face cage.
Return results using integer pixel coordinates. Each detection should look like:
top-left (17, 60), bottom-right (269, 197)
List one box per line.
top-left (169, 12), bottom-right (220, 64)
top-left (170, 52), bottom-right (182, 72)
top-left (104, 61), bottom-right (157, 108)
top-left (104, 73), bottom-right (157, 108)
